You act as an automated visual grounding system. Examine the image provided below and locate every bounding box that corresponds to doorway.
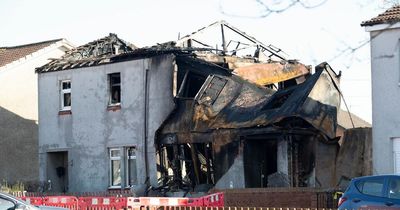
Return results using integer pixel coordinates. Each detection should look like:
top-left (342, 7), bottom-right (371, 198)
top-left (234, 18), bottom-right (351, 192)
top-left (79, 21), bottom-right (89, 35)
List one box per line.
top-left (47, 151), bottom-right (68, 192)
top-left (244, 139), bottom-right (277, 188)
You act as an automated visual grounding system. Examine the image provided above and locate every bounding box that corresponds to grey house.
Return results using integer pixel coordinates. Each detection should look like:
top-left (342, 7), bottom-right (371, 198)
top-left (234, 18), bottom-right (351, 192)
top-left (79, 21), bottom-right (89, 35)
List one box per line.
top-left (37, 34), bottom-right (175, 192)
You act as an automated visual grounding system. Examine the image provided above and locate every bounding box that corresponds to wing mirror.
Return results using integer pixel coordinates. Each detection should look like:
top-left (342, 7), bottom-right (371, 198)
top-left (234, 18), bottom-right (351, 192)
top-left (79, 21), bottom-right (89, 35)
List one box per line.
top-left (14, 203), bottom-right (28, 210)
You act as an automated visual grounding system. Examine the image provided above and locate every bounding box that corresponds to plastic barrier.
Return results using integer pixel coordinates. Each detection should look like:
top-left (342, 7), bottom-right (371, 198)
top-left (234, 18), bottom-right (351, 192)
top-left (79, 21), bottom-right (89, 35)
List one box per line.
top-left (21, 191), bottom-right (226, 209)
top-left (203, 192), bottom-right (224, 207)
top-left (127, 197), bottom-right (141, 208)
top-left (79, 197), bottom-right (127, 210)
top-left (20, 197), bottom-right (43, 206)
top-left (186, 197), bottom-right (204, 207)
top-left (137, 197), bottom-right (189, 207)
top-left (43, 196), bottom-right (79, 210)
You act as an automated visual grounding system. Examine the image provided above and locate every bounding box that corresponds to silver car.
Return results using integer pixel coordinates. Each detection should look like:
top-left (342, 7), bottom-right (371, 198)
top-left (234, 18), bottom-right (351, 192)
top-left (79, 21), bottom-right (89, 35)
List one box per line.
top-left (0, 192), bottom-right (67, 210)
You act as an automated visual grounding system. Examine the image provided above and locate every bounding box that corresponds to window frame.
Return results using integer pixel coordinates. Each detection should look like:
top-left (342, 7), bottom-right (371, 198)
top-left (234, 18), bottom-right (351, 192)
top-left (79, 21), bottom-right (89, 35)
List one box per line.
top-left (108, 73), bottom-right (121, 106)
top-left (60, 80), bottom-right (71, 111)
top-left (126, 147), bottom-right (138, 187)
top-left (109, 148), bottom-right (122, 187)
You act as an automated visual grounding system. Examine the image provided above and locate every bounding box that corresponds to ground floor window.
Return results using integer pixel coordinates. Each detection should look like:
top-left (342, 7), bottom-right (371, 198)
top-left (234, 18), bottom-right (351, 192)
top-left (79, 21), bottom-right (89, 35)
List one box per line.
top-left (109, 147), bottom-right (137, 187)
top-left (393, 138), bottom-right (400, 174)
top-left (127, 147), bottom-right (138, 186)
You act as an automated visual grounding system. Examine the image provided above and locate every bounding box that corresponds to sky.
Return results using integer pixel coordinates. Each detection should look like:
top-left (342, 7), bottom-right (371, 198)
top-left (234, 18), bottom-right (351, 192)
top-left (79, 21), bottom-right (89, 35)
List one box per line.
top-left (0, 0), bottom-right (390, 123)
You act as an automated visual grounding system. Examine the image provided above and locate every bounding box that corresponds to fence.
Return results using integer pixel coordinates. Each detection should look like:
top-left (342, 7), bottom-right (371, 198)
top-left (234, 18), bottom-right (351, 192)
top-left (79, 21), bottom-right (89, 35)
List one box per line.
top-left (18, 190), bottom-right (340, 210)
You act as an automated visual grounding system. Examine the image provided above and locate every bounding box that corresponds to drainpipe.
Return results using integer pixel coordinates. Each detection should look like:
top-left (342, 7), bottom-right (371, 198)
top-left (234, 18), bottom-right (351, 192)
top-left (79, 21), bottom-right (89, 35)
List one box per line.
top-left (144, 67), bottom-right (150, 187)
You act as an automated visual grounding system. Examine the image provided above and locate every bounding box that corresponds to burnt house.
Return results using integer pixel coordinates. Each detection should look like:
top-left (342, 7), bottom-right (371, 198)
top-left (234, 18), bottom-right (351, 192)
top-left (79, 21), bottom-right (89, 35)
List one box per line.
top-left (153, 21), bottom-right (342, 192)
top-left (36, 21), bottom-right (343, 193)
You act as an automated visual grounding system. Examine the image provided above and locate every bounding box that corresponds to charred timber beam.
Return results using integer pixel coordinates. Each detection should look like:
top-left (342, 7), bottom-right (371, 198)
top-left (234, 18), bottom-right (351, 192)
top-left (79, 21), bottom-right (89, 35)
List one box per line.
top-left (190, 144), bottom-right (201, 185)
top-left (221, 23), bottom-right (227, 55)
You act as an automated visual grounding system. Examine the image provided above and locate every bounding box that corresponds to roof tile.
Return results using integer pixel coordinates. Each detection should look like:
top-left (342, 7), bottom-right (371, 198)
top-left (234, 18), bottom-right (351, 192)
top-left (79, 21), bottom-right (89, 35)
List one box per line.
top-left (361, 5), bottom-right (400, 26)
top-left (0, 39), bottom-right (62, 67)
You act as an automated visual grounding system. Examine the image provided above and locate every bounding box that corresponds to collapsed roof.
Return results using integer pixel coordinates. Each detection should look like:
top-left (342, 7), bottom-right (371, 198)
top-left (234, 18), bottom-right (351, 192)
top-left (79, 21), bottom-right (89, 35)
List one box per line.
top-left (36, 33), bottom-right (136, 73)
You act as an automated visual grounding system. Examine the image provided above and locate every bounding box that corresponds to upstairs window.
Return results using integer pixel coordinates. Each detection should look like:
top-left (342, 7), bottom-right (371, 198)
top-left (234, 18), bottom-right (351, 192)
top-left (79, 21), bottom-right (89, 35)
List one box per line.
top-left (60, 80), bottom-right (71, 110)
top-left (108, 73), bottom-right (121, 105)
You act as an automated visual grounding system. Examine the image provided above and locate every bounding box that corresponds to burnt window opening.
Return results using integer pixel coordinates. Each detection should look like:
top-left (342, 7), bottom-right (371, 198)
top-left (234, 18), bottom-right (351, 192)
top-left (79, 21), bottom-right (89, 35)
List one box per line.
top-left (263, 87), bottom-right (296, 110)
top-left (177, 71), bottom-right (207, 98)
top-left (108, 73), bottom-right (121, 105)
top-left (157, 143), bottom-right (214, 191)
top-left (278, 79), bottom-right (298, 90)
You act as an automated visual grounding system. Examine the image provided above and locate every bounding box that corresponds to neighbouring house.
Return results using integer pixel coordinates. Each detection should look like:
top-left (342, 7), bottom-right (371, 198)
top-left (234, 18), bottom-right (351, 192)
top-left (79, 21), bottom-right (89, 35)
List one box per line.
top-left (362, 6), bottom-right (400, 175)
top-left (37, 21), bottom-right (354, 194)
top-left (0, 39), bottom-right (74, 186)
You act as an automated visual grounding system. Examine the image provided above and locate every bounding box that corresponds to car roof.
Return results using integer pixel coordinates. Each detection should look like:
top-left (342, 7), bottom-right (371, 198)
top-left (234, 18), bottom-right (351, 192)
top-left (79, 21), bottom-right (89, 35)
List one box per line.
top-left (352, 174), bottom-right (400, 181)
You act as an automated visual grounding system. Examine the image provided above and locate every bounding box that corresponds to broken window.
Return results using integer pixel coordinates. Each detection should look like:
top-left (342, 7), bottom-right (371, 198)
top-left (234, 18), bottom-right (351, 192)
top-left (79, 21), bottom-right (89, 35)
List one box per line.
top-left (60, 80), bottom-right (71, 110)
top-left (126, 147), bottom-right (138, 186)
top-left (158, 143), bottom-right (214, 190)
top-left (178, 71), bottom-right (207, 98)
top-left (108, 73), bottom-right (121, 105)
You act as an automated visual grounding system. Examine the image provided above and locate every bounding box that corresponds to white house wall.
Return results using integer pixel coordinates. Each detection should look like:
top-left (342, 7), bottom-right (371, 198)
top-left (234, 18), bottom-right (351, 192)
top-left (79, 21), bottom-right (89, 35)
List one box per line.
top-left (38, 54), bottom-right (175, 192)
top-left (369, 27), bottom-right (400, 174)
top-left (0, 44), bottom-right (68, 184)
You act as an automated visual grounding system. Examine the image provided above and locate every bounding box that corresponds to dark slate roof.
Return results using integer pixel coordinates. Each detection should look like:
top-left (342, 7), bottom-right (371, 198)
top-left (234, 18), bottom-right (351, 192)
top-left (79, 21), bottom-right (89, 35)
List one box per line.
top-left (361, 5), bottom-right (400, 26)
top-left (36, 33), bottom-right (136, 73)
top-left (0, 39), bottom-right (62, 67)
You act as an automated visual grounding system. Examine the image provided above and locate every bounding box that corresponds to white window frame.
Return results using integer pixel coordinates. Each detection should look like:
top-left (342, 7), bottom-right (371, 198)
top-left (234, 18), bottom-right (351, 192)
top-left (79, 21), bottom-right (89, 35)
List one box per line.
top-left (108, 73), bottom-right (121, 106)
top-left (109, 148), bottom-right (122, 187)
top-left (393, 138), bottom-right (400, 174)
top-left (60, 80), bottom-right (71, 111)
top-left (126, 147), bottom-right (138, 187)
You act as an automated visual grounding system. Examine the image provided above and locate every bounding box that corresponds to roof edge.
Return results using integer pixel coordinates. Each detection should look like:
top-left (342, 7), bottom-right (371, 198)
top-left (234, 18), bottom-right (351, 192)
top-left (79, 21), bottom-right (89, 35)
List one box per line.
top-left (1, 38), bottom-right (64, 49)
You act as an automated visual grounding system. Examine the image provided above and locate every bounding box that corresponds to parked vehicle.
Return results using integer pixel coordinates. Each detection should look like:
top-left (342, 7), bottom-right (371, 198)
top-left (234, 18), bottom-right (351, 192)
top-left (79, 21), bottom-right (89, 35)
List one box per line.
top-left (0, 192), bottom-right (67, 210)
top-left (338, 175), bottom-right (400, 209)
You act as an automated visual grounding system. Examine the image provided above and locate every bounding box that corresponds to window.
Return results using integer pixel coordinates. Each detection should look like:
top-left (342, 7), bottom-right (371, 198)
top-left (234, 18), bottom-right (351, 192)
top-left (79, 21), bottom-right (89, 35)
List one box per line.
top-left (108, 73), bottom-right (121, 105)
top-left (388, 177), bottom-right (400, 199)
top-left (356, 177), bottom-right (385, 197)
top-left (109, 147), bottom-right (137, 187)
top-left (60, 80), bottom-right (71, 110)
top-left (127, 147), bottom-right (138, 186)
top-left (393, 138), bottom-right (400, 173)
top-left (110, 149), bottom-right (121, 187)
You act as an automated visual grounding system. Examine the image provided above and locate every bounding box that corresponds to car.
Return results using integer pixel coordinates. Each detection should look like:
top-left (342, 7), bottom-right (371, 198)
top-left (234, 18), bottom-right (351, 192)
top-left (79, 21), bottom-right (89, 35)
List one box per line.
top-left (338, 175), bottom-right (400, 210)
top-left (0, 192), bottom-right (67, 210)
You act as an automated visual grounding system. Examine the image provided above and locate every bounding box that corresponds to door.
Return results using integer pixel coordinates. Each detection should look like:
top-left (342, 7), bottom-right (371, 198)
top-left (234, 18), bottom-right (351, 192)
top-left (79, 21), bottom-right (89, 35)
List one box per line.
top-left (47, 151), bottom-right (68, 192)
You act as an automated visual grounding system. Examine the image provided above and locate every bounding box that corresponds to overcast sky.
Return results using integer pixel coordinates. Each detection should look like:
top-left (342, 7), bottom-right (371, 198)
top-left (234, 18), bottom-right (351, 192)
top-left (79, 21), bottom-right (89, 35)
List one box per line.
top-left (0, 0), bottom-right (388, 123)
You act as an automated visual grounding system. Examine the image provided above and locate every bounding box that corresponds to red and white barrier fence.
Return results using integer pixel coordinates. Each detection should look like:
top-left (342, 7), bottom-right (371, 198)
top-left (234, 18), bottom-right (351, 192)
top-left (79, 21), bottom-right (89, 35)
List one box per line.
top-left (79, 197), bottom-right (127, 210)
top-left (43, 196), bottom-right (79, 210)
top-left (19, 192), bottom-right (224, 209)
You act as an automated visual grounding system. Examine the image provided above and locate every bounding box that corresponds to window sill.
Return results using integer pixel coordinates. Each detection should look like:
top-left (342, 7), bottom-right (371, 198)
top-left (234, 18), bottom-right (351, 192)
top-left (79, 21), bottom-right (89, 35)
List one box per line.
top-left (58, 110), bottom-right (72, 115)
top-left (107, 186), bottom-right (133, 190)
top-left (107, 104), bottom-right (121, 112)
